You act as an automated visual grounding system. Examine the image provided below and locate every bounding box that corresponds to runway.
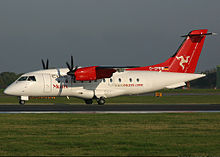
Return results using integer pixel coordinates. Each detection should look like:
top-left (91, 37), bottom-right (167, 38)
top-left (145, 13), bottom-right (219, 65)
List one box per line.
top-left (0, 104), bottom-right (220, 113)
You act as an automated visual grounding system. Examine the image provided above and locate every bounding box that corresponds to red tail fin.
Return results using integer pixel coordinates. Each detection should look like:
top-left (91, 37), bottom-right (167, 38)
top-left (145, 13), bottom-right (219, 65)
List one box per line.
top-left (169, 29), bottom-right (208, 73)
top-left (127, 29), bottom-right (211, 73)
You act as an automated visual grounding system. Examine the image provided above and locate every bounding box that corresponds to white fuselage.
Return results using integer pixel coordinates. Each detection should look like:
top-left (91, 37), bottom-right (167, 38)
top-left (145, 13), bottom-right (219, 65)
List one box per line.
top-left (4, 68), bottom-right (205, 100)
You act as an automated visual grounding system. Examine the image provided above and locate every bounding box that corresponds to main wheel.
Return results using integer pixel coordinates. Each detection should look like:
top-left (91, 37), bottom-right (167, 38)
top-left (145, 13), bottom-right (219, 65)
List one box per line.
top-left (19, 100), bottom-right (25, 105)
top-left (97, 97), bottom-right (105, 105)
top-left (85, 99), bottom-right (93, 104)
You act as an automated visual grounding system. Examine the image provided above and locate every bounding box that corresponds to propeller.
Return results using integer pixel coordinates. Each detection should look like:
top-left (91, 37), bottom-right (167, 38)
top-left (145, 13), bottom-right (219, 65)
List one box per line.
top-left (66, 56), bottom-right (78, 81)
top-left (41, 59), bottom-right (49, 69)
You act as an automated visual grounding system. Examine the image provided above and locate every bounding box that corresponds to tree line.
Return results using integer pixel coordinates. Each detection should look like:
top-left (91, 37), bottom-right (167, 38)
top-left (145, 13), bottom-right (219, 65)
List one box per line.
top-left (191, 69), bottom-right (217, 88)
top-left (0, 69), bottom-right (217, 89)
top-left (0, 72), bottom-right (21, 89)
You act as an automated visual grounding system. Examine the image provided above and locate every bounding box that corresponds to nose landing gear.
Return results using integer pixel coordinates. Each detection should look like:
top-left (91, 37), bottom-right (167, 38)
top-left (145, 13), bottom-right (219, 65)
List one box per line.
top-left (18, 96), bottom-right (29, 105)
top-left (19, 100), bottom-right (25, 105)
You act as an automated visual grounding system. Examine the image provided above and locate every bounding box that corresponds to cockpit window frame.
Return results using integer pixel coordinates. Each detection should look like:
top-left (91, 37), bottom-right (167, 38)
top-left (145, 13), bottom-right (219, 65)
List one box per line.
top-left (18, 76), bottom-right (28, 81)
top-left (18, 76), bottom-right (36, 82)
top-left (27, 76), bottom-right (36, 81)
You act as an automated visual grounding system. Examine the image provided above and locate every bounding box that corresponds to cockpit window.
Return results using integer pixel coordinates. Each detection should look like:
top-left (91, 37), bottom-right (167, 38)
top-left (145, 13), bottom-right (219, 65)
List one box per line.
top-left (27, 76), bottom-right (36, 81)
top-left (18, 76), bottom-right (36, 81)
top-left (18, 76), bottom-right (28, 81)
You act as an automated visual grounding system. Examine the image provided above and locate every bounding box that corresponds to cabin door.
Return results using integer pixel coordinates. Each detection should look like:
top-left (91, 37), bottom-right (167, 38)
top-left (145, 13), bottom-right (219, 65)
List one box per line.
top-left (43, 74), bottom-right (52, 93)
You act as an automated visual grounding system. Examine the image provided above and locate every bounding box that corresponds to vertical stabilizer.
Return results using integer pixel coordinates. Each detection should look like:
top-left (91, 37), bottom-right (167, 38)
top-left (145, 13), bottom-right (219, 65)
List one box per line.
top-left (169, 29), bottom-right (208, 73)
top-left (127, 29), bottom-right (213, 73)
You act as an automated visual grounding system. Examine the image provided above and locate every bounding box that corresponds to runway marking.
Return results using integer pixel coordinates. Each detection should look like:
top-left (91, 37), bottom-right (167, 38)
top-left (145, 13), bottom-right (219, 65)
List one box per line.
top-left (1, 111), bottom-right (220, 114)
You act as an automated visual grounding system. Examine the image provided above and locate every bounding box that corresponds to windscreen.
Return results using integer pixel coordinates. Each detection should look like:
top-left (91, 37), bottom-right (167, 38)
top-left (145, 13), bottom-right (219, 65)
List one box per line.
top-left (27, 76), bottom-right (36, 81)
top-left (18, 76), bottom-right (28, 81)
top-left (18, 76), bottom-right (36, 81)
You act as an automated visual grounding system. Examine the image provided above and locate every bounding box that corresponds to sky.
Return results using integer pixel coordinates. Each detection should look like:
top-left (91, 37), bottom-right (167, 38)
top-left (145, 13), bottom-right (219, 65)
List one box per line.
top-left (0, 0), bottom-right (220, 73)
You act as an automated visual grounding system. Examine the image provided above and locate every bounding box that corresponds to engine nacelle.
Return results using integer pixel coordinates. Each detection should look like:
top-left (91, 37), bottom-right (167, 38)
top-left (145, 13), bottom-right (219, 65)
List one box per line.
top-left (74, 66), bottom-right (116, 81)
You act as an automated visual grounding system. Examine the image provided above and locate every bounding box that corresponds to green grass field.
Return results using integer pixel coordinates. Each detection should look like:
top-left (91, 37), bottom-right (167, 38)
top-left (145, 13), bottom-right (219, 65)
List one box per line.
top-left (1, 88), bottom-right (220, 104)
top-left (159, 88), bottom-right (220, 93)
top-left (0, 113), bottom-right (220, 156)
top-left (1, 89), bottom-right (220, 156)
top-left (1, 95), bottom-right (220, 104)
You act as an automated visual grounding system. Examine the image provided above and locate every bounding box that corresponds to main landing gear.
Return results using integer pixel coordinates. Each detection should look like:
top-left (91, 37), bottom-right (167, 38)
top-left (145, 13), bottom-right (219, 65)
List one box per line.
top-left (97, 97), bottom-right (105, 105)
top-left (84, 99), bottom-right (93, 104)
top-left (84, 97), bottom-right (106, 105)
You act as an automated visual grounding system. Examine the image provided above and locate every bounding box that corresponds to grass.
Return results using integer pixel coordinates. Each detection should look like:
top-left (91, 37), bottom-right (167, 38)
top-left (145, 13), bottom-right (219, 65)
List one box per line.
top-left (0, 96), bottom-right (84, 104)
top-left (1, 88), bottom-right (220, 105)
top-left (0, 113), bottom-right (220, 156)
top-left (0, 95), bottom-right (220, 104)
top-left (159, 88), bottom-right (220, 93)
top-left (109, 95), bottom-right (220, 104)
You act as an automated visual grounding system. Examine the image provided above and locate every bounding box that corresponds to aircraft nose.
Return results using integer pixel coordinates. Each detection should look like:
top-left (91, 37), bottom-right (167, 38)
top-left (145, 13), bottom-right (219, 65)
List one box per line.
top-left (4, 86), bottom-right (14, 95)
top-left (4, 87), bottom-right (10, 95)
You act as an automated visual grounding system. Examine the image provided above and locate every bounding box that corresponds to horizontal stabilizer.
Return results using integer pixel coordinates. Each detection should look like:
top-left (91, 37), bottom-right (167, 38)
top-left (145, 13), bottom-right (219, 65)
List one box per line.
top-left (181, 32), bottom-right (217, 37)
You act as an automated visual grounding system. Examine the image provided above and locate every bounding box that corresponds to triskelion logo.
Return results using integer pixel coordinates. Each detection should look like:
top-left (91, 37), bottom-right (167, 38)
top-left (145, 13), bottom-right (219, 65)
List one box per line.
top-left (176, 56), bottom-right (190, 70)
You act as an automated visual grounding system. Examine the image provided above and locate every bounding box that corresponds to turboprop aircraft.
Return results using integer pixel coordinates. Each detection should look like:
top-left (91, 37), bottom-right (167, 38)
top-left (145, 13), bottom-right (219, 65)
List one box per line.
top-left (4, 29), bottom-right (214, 105)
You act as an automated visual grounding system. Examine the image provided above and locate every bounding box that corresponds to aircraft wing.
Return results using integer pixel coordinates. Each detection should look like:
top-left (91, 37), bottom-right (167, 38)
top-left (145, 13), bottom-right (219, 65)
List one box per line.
top-left (74, 66), bottom-right (139, 81)
top-left (96, 66), bottom-right (140, 72)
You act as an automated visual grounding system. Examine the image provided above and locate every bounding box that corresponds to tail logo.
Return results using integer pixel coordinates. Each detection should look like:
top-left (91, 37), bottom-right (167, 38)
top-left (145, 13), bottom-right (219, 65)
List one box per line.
top-left (176, 56), bottom-right (190, 70)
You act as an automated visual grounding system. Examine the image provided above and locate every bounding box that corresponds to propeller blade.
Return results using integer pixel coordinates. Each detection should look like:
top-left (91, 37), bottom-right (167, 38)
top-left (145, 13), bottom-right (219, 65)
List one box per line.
top-left (71, 56), bottom-right (73, 70)
top-left (46, 59), bottom-right (49, 69)
top-left (41, 59), bottom-right (49, 69)
top-left (66, 56), bottom-right (78, 82)
top-left (73, 66), bottom-right (78, 72)
top-left (41, 59), bottom-right (46, 69)
top-left (66, 62), bottom-right (71, 70)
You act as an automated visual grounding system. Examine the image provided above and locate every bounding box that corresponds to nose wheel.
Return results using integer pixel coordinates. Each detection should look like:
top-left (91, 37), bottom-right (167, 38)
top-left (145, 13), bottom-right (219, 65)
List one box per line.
top-left (97, 97), bottom-right (105, 105)
top-left (18, 96), bottom-right (28, 105)
top-left (19, 100), bottom-right (25, 105)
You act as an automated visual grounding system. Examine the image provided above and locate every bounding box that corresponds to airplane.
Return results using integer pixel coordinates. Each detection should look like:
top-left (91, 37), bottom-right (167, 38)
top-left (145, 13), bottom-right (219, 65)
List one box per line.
top-left (4, 29), bottom-right (214, 105)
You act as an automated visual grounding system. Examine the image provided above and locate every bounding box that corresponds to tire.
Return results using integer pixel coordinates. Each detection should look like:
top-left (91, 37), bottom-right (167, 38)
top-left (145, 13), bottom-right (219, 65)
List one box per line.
top-left (97, 97), bottom-right (105, 105)
top-left (85, 99), bottom-right (93, 104)
top-left (19, 100), bottom-right (25, 105)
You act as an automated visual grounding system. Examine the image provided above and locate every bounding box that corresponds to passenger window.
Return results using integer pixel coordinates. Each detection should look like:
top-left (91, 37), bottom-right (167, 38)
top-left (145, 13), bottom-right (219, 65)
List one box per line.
top-left (65, 79), bottom-right (68, 83)
top-left (110, 78), bottom-right (113, 83)
top-left (18, 76), bottom-right (28, 81)
top-left (137, 78), bottom-right (139, 82)
top-left (129, 78), bottom-right (132, 82)
top-left (103, 79), bottom-right (106, 83)
top-left (118, 78), bottom-right (121, 82)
